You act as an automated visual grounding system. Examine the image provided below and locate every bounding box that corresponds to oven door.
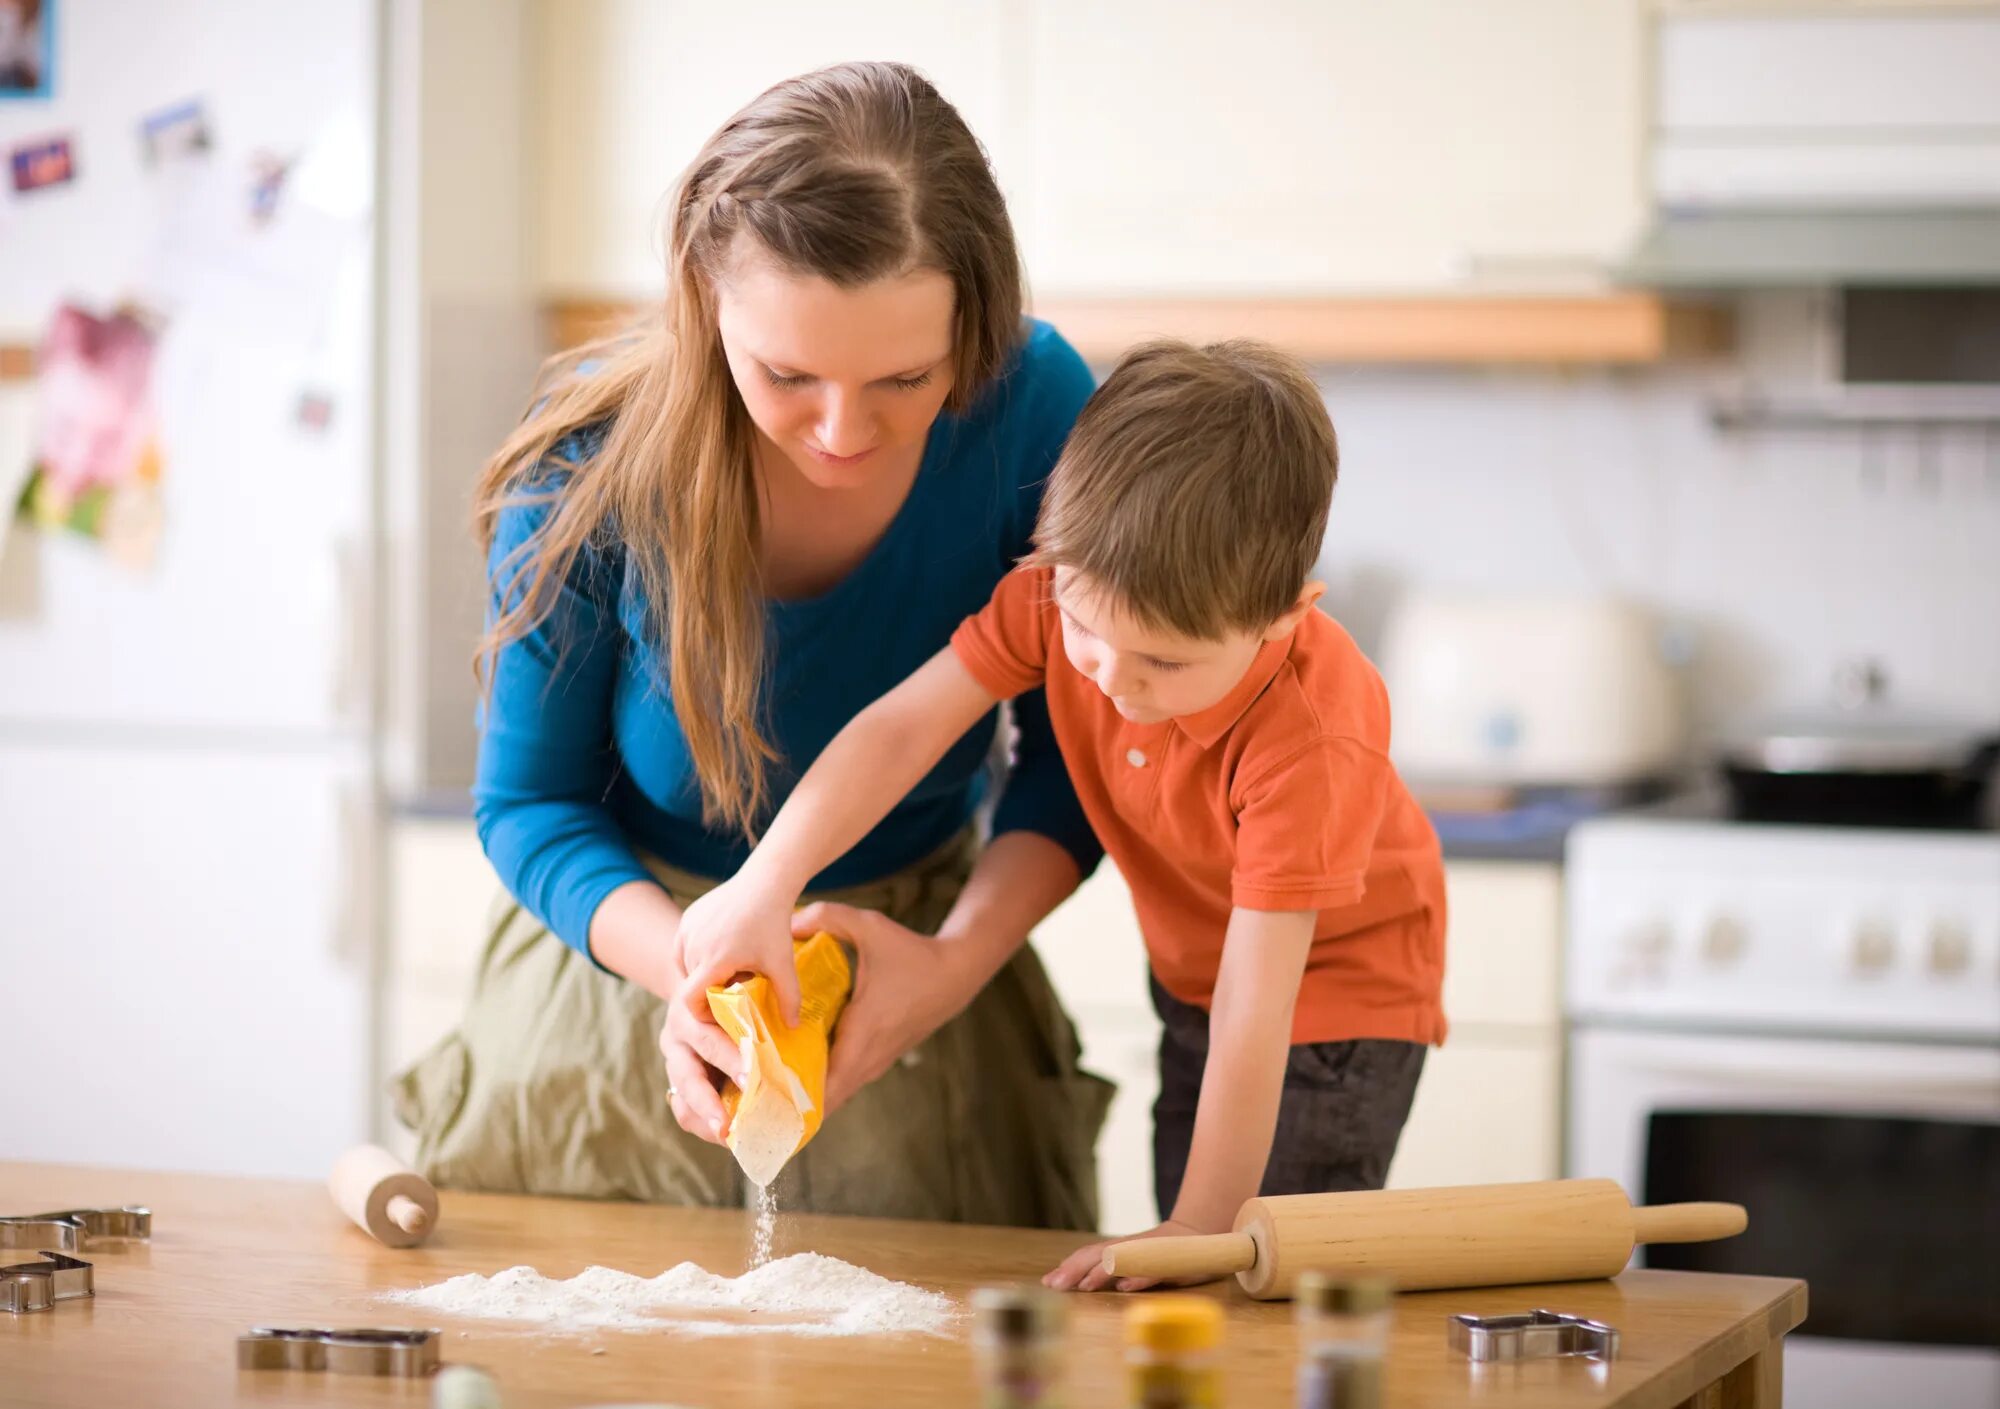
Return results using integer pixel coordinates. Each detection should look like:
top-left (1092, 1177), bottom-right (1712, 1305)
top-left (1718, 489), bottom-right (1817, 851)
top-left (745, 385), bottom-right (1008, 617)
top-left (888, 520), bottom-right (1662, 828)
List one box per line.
top-left (1569, 1027), bottom-right (2000, 1409)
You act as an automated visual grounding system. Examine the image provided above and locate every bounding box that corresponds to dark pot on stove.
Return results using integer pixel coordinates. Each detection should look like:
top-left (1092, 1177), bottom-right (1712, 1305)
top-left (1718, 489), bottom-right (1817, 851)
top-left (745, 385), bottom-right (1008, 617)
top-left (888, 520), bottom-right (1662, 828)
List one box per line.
top-left (1720, 662), bottom-right (2000, 829)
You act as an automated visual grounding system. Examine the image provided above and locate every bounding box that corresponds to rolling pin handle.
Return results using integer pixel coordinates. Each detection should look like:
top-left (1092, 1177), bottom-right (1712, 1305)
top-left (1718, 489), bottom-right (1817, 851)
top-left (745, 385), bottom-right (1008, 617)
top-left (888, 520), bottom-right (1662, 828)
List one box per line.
top-left (1631, 1201), bottom-right (1748, 1244)
top-left (387, 1195), bottom-right (431, 1236)
top-left (1100, 1232), bottom-right (1259, 1282)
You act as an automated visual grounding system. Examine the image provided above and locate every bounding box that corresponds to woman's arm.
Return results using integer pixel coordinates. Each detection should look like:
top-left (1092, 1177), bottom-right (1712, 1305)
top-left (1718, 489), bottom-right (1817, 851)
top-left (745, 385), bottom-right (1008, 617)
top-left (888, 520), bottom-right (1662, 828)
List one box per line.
top-left (474, 490), bottom-right (663, 984)
top-left (586, 881), bottom-right (684, 999)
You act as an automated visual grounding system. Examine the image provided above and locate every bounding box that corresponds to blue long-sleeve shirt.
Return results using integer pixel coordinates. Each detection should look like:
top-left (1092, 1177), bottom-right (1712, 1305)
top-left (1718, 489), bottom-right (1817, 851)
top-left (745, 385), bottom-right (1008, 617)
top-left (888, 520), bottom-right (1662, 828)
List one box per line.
top-left (473, 320), bottom-right (1101, 956)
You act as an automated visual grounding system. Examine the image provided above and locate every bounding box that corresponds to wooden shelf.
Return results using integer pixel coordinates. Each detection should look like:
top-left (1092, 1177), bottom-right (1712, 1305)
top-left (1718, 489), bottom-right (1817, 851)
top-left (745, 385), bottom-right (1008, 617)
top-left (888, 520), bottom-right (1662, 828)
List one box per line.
top-left (545, 300), bottom-right (646, 354)
top-left (0, 344), bottom-right (34, 382)
top-left (546, 293), bottom-right (1732, 367)
top-left (1038, 294), bottom-right (1732, 366)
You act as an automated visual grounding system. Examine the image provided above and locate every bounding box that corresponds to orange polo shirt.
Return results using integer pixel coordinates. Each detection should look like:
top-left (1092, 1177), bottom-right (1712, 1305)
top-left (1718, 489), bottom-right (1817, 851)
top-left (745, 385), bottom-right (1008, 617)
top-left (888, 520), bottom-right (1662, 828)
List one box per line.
top-left (952, 566), bottom-right (1447, 1047)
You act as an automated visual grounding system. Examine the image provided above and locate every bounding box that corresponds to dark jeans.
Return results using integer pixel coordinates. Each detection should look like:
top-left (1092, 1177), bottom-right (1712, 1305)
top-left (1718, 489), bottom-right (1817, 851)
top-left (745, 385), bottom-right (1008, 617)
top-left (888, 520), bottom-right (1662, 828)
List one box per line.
top-left (1150, 975), bottom-right (1427, 1220)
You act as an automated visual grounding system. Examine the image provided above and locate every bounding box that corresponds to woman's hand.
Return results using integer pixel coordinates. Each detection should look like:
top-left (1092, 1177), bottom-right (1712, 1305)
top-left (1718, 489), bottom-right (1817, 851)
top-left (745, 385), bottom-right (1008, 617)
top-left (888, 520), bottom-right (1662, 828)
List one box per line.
top-left (583, 879), bottom-right (742, 1145)
top-left (1042, 1219), bottom-right (1207, 1294)
top-left (803, 901), bottom-right (974, 1117)
top-left (659, 973), bottom-right (744, 1145)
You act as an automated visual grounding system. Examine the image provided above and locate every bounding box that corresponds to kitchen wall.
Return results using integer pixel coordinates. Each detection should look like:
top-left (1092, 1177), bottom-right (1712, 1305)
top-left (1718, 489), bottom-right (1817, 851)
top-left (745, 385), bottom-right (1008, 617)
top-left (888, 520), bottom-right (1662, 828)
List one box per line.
top-left (1308, 294), bottom-right (2000, 748)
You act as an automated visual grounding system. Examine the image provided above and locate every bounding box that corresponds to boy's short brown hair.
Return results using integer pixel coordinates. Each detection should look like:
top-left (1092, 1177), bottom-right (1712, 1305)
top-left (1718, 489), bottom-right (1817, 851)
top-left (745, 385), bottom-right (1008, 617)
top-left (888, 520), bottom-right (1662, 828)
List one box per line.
top-left (1027, 338), bottom-right (1338, 640)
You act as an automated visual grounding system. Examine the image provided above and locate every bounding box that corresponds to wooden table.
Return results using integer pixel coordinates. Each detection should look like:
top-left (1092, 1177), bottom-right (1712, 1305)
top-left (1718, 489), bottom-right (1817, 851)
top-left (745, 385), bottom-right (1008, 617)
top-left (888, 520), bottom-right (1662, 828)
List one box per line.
top-left (2, 1164), bottom-right (1805, 1408)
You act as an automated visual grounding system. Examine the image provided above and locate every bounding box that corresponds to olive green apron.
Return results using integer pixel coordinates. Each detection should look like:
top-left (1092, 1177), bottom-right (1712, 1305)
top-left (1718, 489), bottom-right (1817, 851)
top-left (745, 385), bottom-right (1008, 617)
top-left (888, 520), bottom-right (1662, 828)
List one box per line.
top-left (392, 831), bottom-right (1113, 1231)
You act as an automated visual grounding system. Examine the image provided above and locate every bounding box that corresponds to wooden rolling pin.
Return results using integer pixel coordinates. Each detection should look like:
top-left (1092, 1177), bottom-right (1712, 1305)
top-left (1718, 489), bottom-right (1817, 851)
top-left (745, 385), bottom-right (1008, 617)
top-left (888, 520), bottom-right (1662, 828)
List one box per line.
top-left (328, 1144), bottom-right (439, 1248)
top-left (1102, 1178), bottom-right (1747, 1299)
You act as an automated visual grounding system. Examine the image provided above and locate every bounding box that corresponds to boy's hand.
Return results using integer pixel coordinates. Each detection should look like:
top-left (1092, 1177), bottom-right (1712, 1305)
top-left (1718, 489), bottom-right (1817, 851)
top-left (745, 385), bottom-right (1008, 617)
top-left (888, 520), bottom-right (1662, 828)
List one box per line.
top-left (675, 875), bottom-right (805, 1026)
top-left (1042, 1219), bottom-right (1207, 1294)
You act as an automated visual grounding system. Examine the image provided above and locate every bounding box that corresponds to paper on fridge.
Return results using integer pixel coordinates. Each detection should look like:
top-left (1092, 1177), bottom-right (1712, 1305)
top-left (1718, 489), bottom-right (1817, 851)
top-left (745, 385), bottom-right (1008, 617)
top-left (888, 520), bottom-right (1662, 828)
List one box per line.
top-left (18, 303), bottom-right (165, 569)
top-left (138, 157), bottom-right (355, 345)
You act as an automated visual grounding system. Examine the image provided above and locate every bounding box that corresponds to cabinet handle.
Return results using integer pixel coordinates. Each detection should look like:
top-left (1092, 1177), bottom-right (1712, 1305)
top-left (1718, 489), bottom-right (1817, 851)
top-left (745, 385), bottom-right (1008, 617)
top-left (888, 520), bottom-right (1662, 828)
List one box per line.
top-left (330, 534), bottom-right (371, 731)
top-left (329, 776), bottom-right (376, 966)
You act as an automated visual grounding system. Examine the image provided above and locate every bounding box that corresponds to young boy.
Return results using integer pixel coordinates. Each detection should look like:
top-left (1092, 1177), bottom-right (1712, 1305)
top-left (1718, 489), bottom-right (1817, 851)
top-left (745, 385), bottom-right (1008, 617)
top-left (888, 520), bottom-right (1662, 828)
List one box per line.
top-left (677, 339), bottom-right (1446, 1290)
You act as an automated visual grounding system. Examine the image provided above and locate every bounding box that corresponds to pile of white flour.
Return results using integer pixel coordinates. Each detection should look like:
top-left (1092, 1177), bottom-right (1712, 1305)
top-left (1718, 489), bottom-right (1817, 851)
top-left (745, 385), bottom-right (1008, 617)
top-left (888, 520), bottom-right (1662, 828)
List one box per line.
top-left (379, 1253), bottom-right (957, 1339)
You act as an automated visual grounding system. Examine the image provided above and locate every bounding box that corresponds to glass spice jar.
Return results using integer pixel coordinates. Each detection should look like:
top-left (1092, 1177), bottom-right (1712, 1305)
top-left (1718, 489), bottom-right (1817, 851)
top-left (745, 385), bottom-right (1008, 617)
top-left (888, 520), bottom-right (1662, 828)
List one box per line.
top-left (1126, 1295), bottom-right (1224, 1408)
top-left (1294, 1272), bottom-right (1392, 1409)
top-left (973, 1285), bottom-right (1068, 1408)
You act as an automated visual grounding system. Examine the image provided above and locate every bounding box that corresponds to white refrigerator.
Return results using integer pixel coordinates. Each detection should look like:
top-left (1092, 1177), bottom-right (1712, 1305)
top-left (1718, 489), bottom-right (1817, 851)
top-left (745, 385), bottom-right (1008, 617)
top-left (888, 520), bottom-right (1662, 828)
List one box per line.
top-left (0, 0), bottom-right (382, 1177)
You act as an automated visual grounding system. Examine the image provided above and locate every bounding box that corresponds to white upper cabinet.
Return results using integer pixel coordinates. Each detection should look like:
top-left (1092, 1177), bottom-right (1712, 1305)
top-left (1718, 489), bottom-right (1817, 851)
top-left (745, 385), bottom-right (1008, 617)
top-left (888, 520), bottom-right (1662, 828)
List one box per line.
top-left (532, 1), bottom-right (1648, 299)
top-left (1020, 0), bottom-right (1646, 296)
top-left (534, 0), bottom-right (1019, 296)
top-left (1653, 7), bottom-right (2000, 205)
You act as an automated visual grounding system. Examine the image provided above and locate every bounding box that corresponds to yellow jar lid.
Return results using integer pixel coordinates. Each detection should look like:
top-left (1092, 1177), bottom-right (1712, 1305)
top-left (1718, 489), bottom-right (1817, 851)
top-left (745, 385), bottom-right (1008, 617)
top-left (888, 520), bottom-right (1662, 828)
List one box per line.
top-left (1125, 1295), bottom-right (1223, 1352)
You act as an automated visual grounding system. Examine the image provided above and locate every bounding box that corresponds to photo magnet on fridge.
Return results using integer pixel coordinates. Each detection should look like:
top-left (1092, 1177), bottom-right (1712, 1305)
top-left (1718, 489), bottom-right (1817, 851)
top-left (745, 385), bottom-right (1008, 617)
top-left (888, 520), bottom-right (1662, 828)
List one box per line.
top-left (141, 98), bottom-right (213, 167)
top-left (9, 131), bottom-right (73, 192)
top-left (0, 0), bottom-right (52, 100)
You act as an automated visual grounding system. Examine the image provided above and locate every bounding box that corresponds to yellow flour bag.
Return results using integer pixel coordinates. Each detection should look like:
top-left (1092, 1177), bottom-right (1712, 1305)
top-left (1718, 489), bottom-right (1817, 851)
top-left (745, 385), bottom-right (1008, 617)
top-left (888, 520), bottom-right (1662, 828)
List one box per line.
top-left (706, 931), bottom-right (854, 1187)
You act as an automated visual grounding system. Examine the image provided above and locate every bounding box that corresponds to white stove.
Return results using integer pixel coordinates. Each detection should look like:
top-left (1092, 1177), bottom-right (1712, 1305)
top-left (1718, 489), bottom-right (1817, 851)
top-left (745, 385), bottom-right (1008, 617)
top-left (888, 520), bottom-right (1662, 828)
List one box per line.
top-left (1568, 816), bottom-right (2000, 1043)
top-left (1565, 808), bottom-right (2000, 1409)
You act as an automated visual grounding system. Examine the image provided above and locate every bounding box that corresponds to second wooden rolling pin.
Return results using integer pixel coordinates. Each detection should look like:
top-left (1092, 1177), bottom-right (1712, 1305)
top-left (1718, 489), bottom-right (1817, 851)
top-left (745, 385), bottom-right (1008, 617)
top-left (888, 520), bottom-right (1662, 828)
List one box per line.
top-left (1102, 1178), bottom-right (1747, 1299)
top-left (328, 1145), bottom-right (439, 1249)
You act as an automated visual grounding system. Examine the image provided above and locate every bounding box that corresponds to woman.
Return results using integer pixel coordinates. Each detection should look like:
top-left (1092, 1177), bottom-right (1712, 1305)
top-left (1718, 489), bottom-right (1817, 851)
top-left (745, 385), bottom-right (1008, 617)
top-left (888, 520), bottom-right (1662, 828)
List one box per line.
top-left (394, 62), bottom-right (1112, 1229)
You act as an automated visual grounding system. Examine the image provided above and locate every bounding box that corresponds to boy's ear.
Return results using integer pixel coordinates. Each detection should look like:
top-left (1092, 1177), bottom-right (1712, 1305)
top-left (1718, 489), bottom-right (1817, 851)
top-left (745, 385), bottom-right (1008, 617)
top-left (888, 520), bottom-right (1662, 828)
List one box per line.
top-left (1261, 581), bottom-right (1327, 642)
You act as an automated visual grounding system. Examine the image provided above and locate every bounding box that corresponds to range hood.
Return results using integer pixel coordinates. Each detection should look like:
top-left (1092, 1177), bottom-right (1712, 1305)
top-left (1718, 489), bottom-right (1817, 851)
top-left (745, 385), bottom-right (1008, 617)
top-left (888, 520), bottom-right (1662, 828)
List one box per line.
top-left (1620, 207), bottom-right (2000, 289)
top-left (1623, 8), bottom-right (2000, 289)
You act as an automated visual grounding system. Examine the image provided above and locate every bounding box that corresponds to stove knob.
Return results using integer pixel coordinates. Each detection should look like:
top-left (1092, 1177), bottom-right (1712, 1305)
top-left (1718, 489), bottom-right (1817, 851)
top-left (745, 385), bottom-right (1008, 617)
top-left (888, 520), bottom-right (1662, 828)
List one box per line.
top-left (1628, 922), bottom-right (1672, 960)
top-left (1851, 920), bottom-right (1897, 975)
top-left (1928, 921), bottom-right (1972, 976)
top-left (1703, 916), bottom-right (1747, 966)
top-left (1610, 921), bottom-right (1671, 987)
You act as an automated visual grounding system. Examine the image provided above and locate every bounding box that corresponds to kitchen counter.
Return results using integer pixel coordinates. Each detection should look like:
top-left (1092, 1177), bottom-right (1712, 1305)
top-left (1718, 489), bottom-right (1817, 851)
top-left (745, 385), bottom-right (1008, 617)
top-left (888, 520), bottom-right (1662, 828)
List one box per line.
top-left (1, 1163), bottom-right (1805, 1408)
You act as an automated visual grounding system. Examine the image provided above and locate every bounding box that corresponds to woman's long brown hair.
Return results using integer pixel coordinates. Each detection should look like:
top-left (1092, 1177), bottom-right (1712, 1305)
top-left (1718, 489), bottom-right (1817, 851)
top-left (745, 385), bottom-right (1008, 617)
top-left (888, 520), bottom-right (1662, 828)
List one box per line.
top-left (473, 62), bottom-right (1026, 840)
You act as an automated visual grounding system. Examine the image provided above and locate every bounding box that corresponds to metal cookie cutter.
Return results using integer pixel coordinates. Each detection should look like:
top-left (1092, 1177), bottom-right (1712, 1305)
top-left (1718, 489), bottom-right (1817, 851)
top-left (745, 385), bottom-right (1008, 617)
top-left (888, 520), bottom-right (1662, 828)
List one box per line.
top-left (1, 1252), bottom-right (95, 1314)
top-left (1448, 1309), bottom-right (1621, 1362)
top-left (32, 1207), bottom-right (152, 1243)
top-left (238, 1327), bottom-right (443, 1378)
top-left (0, 1206), bottom-right (152, 1253)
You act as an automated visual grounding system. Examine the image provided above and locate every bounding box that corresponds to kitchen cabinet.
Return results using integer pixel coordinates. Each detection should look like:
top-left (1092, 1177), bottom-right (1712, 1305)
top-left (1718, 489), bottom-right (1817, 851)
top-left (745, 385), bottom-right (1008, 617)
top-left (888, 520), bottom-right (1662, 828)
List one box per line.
top-left (533, 0), bottom-right (1019, 297)
top-left (1021, 1), bottom-right (1646, 297)
top-left (529, 1), bottom-right (1717, 365)
top-left (536, 1), bottom-right (1644, 299)
top-left (1387, 860), bottom-right (1565, 1188)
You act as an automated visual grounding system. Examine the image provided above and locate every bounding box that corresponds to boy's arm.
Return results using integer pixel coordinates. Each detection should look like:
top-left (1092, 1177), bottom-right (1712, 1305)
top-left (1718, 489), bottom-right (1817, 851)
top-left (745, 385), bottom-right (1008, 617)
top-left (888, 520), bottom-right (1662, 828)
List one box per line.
top-left (1169, 905), bottom-right (1319, 1231)
top-left (748, 647), bottom-right (1001, 900)
top-left (1044, 903), bottom-right (1317, 1291)
top-left (673, 647), bottom-right (1005, 1021)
